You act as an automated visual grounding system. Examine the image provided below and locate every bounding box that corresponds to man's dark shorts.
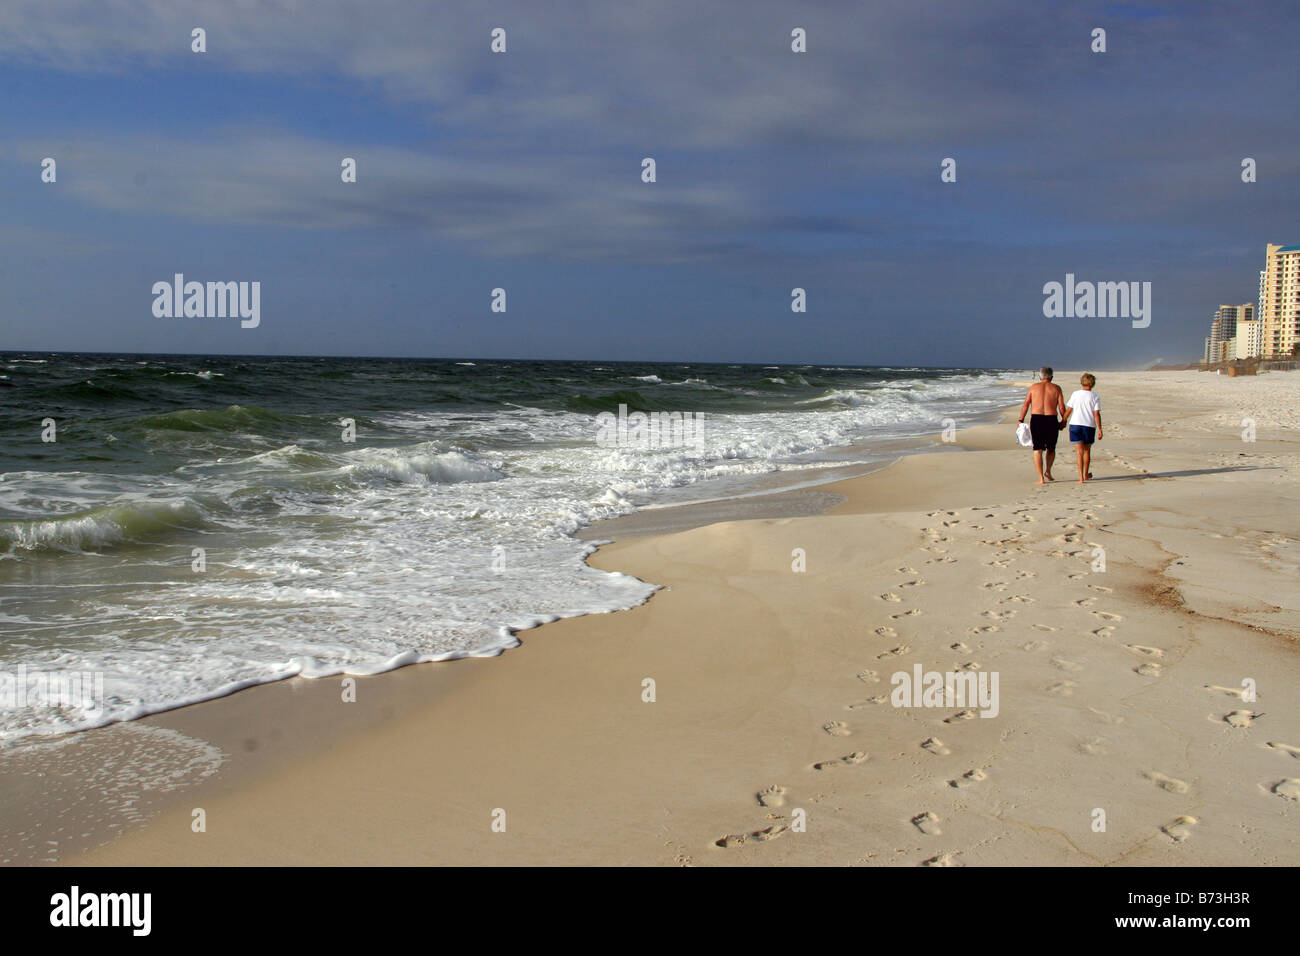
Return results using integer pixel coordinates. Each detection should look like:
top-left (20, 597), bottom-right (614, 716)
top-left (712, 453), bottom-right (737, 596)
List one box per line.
top-left (1029, 414), bottom-right (1059, 451)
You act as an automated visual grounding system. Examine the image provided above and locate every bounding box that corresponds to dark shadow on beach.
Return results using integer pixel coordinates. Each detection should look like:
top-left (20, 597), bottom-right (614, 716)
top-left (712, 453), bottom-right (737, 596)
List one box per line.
top-left (1086, 465), bottom-right (1277, 482)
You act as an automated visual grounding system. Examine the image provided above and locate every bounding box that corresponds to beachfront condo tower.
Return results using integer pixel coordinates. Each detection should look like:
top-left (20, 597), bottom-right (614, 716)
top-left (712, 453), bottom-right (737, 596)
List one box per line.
top-left (1260, 243), bottom-right (1300, 358)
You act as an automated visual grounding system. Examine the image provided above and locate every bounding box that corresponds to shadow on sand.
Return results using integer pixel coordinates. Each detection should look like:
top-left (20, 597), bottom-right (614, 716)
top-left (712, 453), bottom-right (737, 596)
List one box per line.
top-left (1085, 464), bottom-right (1276, 482)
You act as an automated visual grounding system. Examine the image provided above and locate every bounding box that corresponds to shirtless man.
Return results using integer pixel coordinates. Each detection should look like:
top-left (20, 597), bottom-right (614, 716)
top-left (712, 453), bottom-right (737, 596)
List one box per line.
top-left (1017, 367), bottom-right (1066, 485)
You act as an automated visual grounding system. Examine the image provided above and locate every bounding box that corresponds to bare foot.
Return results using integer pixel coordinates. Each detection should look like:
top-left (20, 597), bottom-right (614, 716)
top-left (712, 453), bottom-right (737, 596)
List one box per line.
top-left (1044, 473), bottom-right (1055, 482)
top-left (1037, 479), bottom-right (1046, 485)
top-left (1086, 473), bottom-right (1093, 479)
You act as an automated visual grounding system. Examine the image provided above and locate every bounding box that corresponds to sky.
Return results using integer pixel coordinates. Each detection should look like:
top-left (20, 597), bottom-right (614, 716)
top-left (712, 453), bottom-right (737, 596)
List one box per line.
top-left (0, 0), bottom-right (1297, 368)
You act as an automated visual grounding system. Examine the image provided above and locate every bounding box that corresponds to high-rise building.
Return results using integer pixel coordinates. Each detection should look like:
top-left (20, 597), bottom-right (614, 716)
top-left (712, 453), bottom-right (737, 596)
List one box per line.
top-left (1208, 303), bottom-right (1253, 363)
top-left (1259, 243), bottom-right (1300, 358)
top-left (1236, 319), bottom-right (1264, 359)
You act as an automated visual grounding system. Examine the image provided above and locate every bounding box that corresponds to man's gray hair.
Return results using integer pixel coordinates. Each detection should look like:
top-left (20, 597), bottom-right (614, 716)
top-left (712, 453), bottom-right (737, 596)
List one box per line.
top-left (1040, 367), bottom-right (1054, 380)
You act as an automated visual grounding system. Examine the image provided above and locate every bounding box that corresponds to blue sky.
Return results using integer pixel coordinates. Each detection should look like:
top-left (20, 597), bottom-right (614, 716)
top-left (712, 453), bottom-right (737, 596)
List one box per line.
top-left (1, 0), bottom-right (1297, 367)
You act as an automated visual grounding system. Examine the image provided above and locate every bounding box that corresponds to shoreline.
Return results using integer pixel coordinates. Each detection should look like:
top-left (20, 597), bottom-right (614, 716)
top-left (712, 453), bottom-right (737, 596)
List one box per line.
top-left (5, 370), bottom-right (1298, 866)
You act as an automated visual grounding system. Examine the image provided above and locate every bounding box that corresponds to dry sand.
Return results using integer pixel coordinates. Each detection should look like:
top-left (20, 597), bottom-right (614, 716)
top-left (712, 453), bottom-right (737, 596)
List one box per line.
top-left (23, 370), bottom-right (1300, 866)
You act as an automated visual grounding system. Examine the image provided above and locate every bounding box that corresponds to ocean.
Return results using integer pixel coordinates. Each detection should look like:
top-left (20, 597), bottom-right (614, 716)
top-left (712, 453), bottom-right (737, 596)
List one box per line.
top-left (0, 353), bottom-right (1016, 740)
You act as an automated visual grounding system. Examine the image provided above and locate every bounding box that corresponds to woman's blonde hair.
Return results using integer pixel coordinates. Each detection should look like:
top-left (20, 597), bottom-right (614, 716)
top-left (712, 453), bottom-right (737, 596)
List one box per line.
top-left (1081, 372), bottom-right (1096, 387)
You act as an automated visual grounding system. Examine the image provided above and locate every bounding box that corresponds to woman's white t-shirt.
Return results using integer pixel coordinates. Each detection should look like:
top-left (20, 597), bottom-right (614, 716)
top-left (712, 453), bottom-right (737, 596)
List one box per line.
top-left (1066, 389), bottom-right (1101, 427)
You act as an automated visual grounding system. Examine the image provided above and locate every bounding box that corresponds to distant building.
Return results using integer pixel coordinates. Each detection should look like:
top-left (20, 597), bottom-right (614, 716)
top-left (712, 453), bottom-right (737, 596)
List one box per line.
top-left (1259, 243), bottom-right (1300, 358)
top-left (1236, 319), bottom-right (1264, 359)
top-left (1208, 303), bottom-right (1254, 363)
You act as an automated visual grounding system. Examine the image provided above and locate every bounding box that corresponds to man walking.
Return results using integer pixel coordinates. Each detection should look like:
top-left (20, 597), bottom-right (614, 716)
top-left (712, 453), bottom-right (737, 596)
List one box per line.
top-left (1017, 367), bottom-right (1066, 485)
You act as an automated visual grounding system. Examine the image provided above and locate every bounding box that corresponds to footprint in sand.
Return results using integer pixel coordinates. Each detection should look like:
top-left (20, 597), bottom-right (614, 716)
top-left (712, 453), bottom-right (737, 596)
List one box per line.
top-left (1078, 737), bottom-right (1110, 756)
top-left (857, 669), bottom-right (880, 683)
top-left (971, 625), bottom-right (999, 634)
top-left (1223, 711), bottom-right (1256, 728)
top-left (1088, 707), bottom-right (1125, 725)
top-left (950, 641), bottom-right (970, 652)
top-left (912, 811), bottom-right (942, 835)
top-left (921, 737), bottom-right (951, 756)
top-left (1032, 624), bottom-right (1058, 632)
top-left (813, 751), bottom-right (868, 770)
top-left (1092, 626), bottom-right (1116, 638)
top-left (1066, 573), bottom-right (1085, 581)
top-left (1047, 681), bottom-right (1076, 696)
top-left (1093, 610), bottom-right (1124, 623)
top-left (1074, 597), bottom-right (1097, 608)
top-left (1125, 644), bottom-right (1164, 659)
top-left (879, 592), bottom-right (902, 602)
top-left (891, 610), bottom-right (923, 620)
top-left (985, 559), bottom-right (1011, 568)
top-left (944, 710), bottom-right (976, 723)
top-left (1089, 584), bottom-right (1114, 594)
top-left (1021, 640), bottom-right (1048, 652)
top-left (1052, 658), bottom-right (1084, 672)
top-left (714, 825), bottom-right (789, 848)
top-left (1161, 816), bottom-right (1198, 843)
top-left (823, 720), bottom-right (851, 737)
top-left (983, 581), bottom-right (1008, 592)
top-left (982, 609), bottom-right (1017, 620)
top-left (949, 768), bottom-right (988, 789)
top-left (1135, 662), bottom-right (1162, 677)
top-left (1204, 684), bottom-right (1249, 699)
top-left (897, 565), bottom-right (917, 574)
top-left (1016, 570), bottom-right (1038, 579)
top-left (757, 785), bottom-right (787, 808)
top-left (1004, 595), bottom-right (1035, 604)
top-left (1266, 742), bottom-right (1300, 758)
top-left (1144, 771), bottom-right (1189, 794)
top-left (921, 851), bottom-right (962, 867)
top-left (898, 579), bottom-right (926, 588)
top-left (1267, 779), bottom-right (1300, 801)
top-left (845, 697), bottom-right (886, 708)
top-left (875, 626), bottom-right (898, 637)
top-left (955, 661), bottom-right (981, 672)
top-left (877, 644), bottom-right (911, 659)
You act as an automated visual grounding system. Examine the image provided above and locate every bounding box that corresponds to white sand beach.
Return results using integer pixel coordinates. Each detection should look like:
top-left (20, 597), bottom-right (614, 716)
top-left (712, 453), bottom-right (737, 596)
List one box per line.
top-left (23, 369), bottom-right (1297, 866)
